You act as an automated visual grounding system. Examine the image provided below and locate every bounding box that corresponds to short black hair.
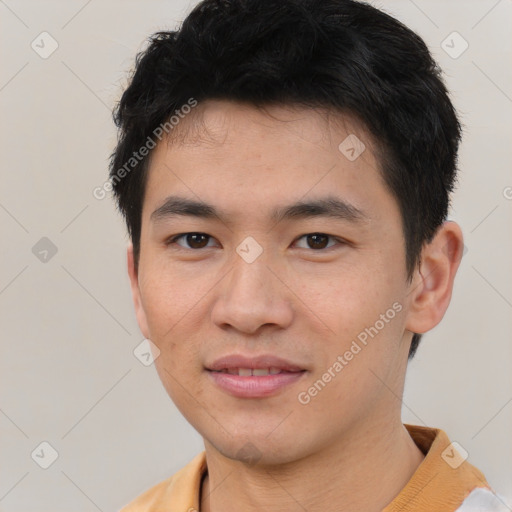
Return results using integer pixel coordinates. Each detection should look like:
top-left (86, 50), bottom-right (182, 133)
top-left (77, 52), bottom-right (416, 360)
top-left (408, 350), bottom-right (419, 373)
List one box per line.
top-left (109, 0), bottom-right (462, 360)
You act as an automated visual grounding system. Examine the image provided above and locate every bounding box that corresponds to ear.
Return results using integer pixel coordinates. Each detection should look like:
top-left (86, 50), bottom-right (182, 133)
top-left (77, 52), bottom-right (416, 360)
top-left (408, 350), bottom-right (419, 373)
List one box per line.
top-left (127, 243), bottom-right (150, 339)
top-left (405, 221), bottom-right (464, 335)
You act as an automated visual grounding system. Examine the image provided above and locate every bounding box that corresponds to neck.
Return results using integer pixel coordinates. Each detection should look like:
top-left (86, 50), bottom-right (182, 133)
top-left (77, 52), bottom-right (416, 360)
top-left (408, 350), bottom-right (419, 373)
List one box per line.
top-left (199, 417), bottom-right (425, 512)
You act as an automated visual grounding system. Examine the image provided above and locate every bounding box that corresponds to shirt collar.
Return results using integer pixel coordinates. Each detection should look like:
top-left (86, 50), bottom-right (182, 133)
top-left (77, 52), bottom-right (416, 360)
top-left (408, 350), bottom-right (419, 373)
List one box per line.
top-left (122, 424), bottom-right (490, 512)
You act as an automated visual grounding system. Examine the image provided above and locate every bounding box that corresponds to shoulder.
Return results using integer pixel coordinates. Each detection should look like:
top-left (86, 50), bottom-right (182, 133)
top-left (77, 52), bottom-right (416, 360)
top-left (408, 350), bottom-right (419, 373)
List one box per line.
top-left (119, 452), bottom-right (207, 512)
top-left (120, 475), bottom-right (176, 512)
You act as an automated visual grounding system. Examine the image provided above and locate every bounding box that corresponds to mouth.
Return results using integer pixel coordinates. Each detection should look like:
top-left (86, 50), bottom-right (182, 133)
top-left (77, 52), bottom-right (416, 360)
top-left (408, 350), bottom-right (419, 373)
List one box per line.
top-left (206, 355), bottom-right (307, 398)
top-left (210, 367), bottom-right (302, 376)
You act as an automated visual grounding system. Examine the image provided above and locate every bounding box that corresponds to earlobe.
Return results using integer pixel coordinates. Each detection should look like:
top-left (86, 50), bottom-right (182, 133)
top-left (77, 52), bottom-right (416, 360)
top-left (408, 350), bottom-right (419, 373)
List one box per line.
top-left (405, 221), bottom-right (464, 334)
top-left (127, 243), bottom-right (150, 339)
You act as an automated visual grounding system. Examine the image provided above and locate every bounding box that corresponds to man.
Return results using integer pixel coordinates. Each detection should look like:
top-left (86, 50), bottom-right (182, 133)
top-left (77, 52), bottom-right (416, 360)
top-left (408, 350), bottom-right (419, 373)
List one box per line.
top-left (109, 0), bottom-right (506, 510)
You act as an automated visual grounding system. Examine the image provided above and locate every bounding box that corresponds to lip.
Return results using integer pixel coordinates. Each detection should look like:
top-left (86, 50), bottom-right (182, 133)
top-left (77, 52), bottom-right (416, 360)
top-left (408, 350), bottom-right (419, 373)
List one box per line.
top-left (207, 354), bottom-right (305, 372)
top-left (206, 354), bottom-right (307, 398)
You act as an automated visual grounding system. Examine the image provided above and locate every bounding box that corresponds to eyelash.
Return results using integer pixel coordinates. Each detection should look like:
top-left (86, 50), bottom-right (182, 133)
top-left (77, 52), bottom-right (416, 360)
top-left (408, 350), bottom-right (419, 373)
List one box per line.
top-left (165, 232), bottom-right (347, 251)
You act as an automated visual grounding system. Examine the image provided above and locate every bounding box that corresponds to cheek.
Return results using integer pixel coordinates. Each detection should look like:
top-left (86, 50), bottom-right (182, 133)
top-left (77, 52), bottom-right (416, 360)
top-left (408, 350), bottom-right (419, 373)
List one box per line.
top-left (295, 262), bottom-right (406, 364)
top-left (140, 266), bottom-right (197, 334)
top-left (144, 278), bottom-right (205, 411)
top-left (138, 262), bottom-right (210, 351)
top-left (294, 264), bottom-right (390, 326)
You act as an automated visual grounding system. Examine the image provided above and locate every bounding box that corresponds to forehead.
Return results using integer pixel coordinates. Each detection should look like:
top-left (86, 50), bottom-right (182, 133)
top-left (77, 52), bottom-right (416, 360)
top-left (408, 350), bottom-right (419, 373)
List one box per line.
top-left (141, 100), bottom-right (397, 229)
top-left (163, 100), bottom-right (375, 154)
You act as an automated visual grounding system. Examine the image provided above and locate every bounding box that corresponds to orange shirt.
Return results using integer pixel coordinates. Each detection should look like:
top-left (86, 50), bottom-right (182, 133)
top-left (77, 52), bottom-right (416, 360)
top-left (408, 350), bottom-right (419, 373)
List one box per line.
top-left (120, 424), bottom-right (507, 511)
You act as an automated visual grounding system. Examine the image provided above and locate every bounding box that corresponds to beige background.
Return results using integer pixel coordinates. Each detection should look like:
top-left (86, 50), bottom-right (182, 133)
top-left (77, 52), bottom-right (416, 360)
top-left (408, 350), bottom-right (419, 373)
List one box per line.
top-left (1, 0), bottom-right (511, 510)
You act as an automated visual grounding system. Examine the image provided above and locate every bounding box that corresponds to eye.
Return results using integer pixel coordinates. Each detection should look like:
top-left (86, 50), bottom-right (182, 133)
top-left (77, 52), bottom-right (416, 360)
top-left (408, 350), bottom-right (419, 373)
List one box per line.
top-left (294, 233), bottom-right (344, 250)
top-left (165, 232), bottom-right (346, 251)
top-left (166, 232), bottom-right (218, 250)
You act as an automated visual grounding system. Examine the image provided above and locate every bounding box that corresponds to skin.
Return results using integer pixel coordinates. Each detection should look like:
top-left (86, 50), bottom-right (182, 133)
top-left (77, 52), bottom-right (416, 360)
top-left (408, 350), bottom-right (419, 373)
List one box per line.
top-left (127, 100), bottom-right (464, 512)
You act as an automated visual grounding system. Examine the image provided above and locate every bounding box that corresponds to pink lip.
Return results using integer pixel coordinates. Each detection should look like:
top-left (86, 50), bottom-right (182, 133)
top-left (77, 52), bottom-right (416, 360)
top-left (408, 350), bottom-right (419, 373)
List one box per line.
top-left (206, 354), bottom-right (307, 398)
top-left (207, 354), bottom-right (305, 372)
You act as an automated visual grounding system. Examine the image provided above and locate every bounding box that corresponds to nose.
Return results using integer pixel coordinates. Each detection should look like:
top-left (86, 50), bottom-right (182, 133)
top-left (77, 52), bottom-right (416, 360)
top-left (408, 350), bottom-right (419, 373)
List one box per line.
top-left (210, 250), bottom-right (294, 335)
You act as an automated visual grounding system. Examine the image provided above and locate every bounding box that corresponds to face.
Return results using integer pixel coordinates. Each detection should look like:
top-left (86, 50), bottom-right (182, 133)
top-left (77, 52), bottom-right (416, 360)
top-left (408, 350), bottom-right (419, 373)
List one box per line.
top-left (129, 100), bottom-right (419, 465)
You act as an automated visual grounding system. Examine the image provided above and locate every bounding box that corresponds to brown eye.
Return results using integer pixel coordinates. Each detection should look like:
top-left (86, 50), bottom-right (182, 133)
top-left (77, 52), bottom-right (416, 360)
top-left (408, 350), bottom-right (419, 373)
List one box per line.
top-left (307, 234), bottom-right (329, 249)
top-left (168, 233), bottom-right (215, 249)
top-left (295, 233), bottom-right (340, 250)
top-left (186, 233), bottom-right (210, 248)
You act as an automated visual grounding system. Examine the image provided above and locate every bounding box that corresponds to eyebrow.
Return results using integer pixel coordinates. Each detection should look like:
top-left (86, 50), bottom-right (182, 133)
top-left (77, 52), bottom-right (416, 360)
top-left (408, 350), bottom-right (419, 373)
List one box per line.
top-left (150, 195), bottom-right (369, 226)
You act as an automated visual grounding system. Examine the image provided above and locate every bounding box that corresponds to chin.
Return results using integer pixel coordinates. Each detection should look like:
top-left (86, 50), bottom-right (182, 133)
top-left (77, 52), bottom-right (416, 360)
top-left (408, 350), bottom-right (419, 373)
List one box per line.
top-left (204, 430), bottom-right (310, 468)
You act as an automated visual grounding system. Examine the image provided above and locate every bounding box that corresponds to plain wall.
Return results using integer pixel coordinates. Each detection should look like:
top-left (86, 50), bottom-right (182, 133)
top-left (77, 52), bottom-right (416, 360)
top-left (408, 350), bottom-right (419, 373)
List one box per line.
top-left (1, 1), bottom-right (511, 510)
